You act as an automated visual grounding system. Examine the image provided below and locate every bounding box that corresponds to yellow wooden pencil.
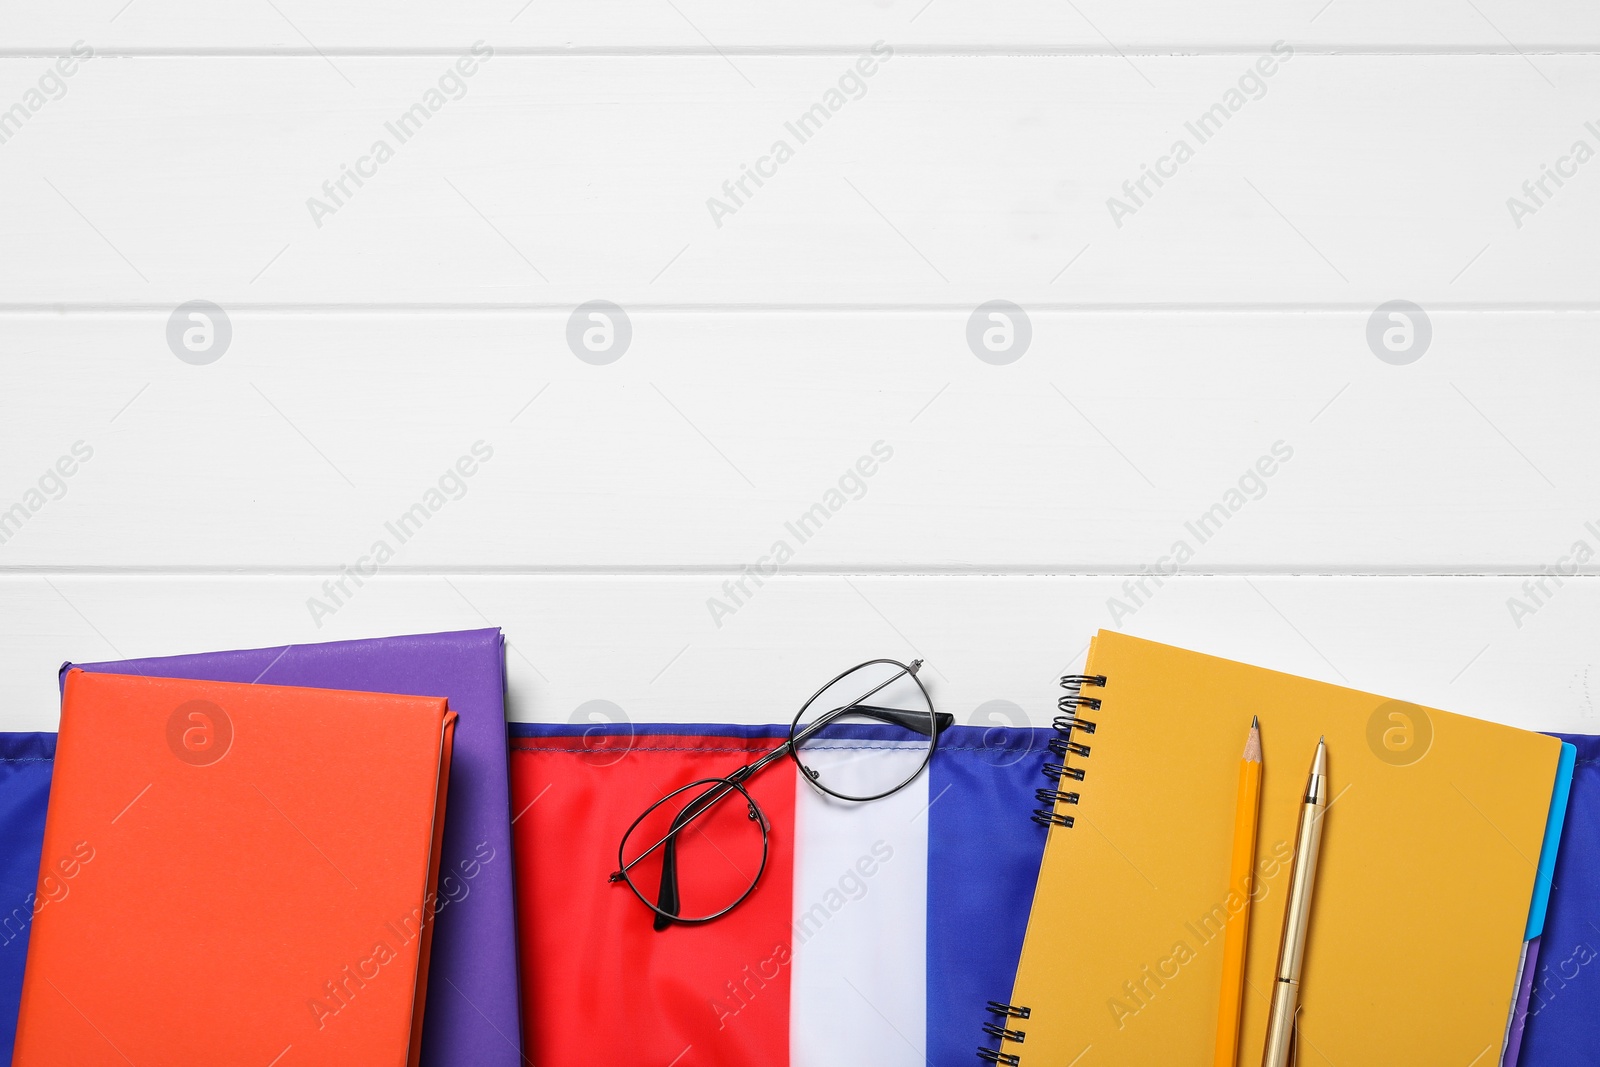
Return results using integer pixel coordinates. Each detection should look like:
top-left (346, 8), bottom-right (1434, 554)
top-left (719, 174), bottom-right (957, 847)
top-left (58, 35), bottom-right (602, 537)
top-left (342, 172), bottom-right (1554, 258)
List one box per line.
top-left (1213, 715), bottom-right (1263, 1067)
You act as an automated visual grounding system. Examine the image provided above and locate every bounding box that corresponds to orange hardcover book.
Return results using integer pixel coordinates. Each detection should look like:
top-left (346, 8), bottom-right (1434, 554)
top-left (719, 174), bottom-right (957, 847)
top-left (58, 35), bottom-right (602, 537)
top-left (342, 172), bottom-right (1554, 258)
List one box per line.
top-left (13, 670), bottom-right (458, 1067)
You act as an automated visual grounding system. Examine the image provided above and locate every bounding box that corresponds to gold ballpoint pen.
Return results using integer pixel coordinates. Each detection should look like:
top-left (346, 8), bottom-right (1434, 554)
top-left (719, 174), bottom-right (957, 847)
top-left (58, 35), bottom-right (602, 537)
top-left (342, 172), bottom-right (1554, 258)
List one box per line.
top-left (1261, 737), bottom-right (1328, 1067)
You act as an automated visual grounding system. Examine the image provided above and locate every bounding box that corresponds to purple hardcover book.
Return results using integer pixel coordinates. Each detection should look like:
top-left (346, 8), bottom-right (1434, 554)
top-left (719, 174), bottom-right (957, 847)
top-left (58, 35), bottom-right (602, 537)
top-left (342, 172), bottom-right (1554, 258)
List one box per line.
top-left (63, 628), bottom-right (522, 1067)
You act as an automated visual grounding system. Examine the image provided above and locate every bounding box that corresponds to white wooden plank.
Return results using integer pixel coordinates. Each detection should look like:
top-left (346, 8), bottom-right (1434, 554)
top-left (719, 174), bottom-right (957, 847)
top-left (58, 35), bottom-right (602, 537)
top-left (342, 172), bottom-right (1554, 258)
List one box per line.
top-left (1, 55), bottom-right (1596, 306)
top-left (3, 310), bottom-right (1595, 569)
top-left (3, 575), bottom-right (1594, 739)
top-left (5, 1), bottom-right (1600, 52)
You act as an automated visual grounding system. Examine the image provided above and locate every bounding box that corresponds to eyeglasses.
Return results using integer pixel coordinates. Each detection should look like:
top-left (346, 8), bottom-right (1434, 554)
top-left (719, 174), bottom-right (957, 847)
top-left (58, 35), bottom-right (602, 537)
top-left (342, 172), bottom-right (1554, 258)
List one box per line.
top-left (608, 658), bottom-right (954, 929)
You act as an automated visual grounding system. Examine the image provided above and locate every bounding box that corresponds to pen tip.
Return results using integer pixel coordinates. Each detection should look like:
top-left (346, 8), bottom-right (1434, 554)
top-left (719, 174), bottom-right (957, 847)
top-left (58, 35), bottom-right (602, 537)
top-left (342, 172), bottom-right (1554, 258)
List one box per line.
top-left (1251, 715), bottom-right (1259, 728)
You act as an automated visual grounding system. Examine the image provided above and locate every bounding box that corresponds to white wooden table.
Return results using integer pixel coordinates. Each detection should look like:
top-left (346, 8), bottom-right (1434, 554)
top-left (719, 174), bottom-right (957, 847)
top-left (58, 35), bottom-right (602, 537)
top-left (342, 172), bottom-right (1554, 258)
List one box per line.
top-left (2, 4), bottom-right (1597, 739)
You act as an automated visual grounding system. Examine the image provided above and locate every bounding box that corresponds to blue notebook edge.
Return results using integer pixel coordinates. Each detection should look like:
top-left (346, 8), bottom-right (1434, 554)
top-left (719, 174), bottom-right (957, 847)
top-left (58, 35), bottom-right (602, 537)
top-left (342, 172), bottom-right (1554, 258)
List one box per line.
top-left (1527, 741), bottom-right (1577, 940)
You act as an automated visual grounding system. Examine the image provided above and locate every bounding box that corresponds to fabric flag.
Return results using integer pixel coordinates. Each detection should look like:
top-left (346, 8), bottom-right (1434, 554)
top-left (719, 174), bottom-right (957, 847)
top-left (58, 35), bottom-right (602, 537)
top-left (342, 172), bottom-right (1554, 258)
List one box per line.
top-left (0, 734), bottom-right (52, 1063)
top-left (508, 722), bottom-right (1050, 1066)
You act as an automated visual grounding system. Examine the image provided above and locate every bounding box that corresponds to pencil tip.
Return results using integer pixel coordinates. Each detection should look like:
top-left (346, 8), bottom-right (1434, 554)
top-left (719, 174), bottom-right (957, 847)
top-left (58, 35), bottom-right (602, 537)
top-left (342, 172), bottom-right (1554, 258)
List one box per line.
top-left (1243, 718), bottom-right (1263, 762)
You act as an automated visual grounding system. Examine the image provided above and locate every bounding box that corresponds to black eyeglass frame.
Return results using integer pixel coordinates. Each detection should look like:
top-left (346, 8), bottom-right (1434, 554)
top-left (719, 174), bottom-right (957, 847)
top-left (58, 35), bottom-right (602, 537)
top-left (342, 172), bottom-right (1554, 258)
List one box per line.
top-left (608, 657), bottom-right (954, 929)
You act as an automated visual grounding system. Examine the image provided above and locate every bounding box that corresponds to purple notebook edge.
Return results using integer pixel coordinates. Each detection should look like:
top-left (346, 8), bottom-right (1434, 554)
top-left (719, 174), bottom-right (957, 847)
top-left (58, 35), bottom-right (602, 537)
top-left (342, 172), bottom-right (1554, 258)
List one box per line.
top-left (1503, 935), bottom-right (1540, 1067)
top-left (62, 628), bottom-right (522, 1067)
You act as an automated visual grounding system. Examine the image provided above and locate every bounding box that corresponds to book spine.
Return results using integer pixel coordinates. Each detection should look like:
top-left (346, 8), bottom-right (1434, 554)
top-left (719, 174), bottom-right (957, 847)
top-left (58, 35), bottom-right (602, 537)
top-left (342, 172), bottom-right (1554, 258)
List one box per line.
top-left (975, 671), bottom-right (1107, 1065)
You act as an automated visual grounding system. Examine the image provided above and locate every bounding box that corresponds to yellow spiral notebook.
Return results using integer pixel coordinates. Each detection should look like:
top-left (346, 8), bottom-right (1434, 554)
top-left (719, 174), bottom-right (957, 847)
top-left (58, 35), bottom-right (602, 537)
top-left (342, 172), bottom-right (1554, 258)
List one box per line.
top-left (983, 631), bottom-right (1562, 1066)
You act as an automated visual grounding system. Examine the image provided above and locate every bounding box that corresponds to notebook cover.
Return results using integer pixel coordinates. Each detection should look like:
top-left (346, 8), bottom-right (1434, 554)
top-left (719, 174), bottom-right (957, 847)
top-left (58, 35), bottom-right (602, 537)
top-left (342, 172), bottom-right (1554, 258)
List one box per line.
top-left (997, 631), bottom-right (1562, 1066)
top-left (14, 671), bottom-right (456, 1066)
top-left (64, 628), bottom-right (520, 1067)
top-left (508, 721), bottom-right (1049, 1067)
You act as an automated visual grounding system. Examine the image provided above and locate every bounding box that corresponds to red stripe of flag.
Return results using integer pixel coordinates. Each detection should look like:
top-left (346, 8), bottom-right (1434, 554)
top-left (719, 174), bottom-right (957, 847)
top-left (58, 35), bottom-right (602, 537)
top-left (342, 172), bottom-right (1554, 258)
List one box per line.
top-left (511, 734), bottom-right (797, 1067)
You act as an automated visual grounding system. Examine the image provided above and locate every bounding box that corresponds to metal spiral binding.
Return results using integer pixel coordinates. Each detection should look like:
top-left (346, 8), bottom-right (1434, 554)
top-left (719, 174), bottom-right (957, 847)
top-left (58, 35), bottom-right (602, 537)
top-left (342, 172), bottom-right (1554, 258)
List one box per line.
top-left (982, 1021), bottom-right (1027, 1043)
top-left (977, 1002), bottom-right (1031, 1065)
top-left (1029, 673), bottom-right (1105, 829)
top-left (975, 673), bottom-right (1107, 1064)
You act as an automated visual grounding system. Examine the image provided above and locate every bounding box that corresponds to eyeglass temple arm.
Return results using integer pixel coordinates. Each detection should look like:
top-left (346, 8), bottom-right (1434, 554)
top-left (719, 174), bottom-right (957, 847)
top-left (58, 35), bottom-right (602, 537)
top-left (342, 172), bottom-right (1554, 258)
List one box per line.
top-left (651, 791), bottom-right (722, 931)
top-left (789, 659), bottom-right (948, 747)
top-left (652, 813), bottom-right (683, 931)
top-left (800, 703), bottom-right (956, 740)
